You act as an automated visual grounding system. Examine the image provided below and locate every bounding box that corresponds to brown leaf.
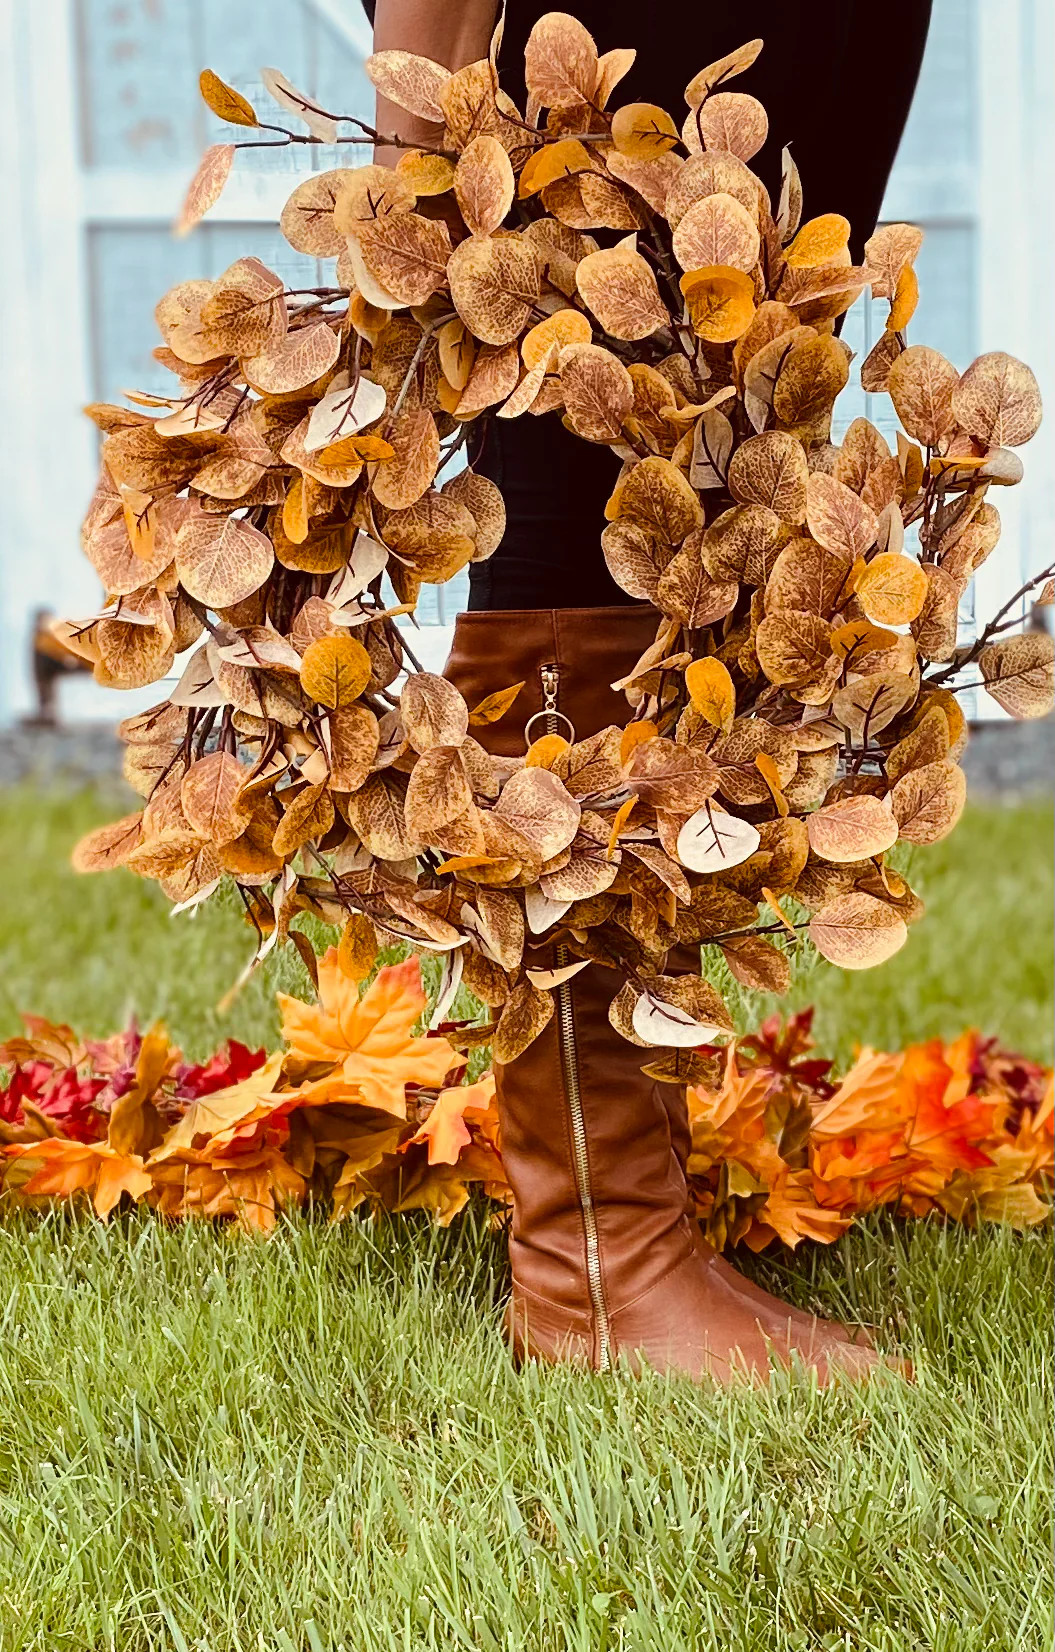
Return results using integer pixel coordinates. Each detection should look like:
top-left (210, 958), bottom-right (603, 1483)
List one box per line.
top-left (401, 674), bottom-right (470, 753)
top-left (613, 456), bottom-right (703, 543)
top-left (805, 473), bottom-right (878, 559)
top-left (352, 212), bottom-right (451, 308)
top-left (328, 704), bottom-right (381, 791)
top-left (951, 351), bottom-right (1043, 448)
top-left (345, 772), bottom-right (419, 861)
top-left (492, 979), bottom-right (554, 1064)
top-left (728, 432), bottom-right (808, 523)
top-left (575, 246), bottom-right (669, 340)
top-left (272, 782), bottom-right (334, 858)
top-left (455, 342), bottom-right (520, 418)
top-left (808, 892), bottom-right (908, 969)
top-left (864, 223), bottom-right (924, 299)
top-left (447, 234), bottom-right (542, 346)
top-left (454, 135), bottom-right (515, 237)
top-left (280, 169), bottom-right (358, 258)
top-left (180, 752), bottom-right (250, 846)
top-left (655, 547), bottom-right (738, 628)
top-left (244, 322), bottom-right (339, 394)
top-left (332, 164), bottom-right (417, 233)
top-left (887, 345), bottom-right (959, 447)
top-left (72, 813), bottom-right (145, 873)
top-left (888, 760), bottom-right (966, 846)
top-left (175, 144), bottom-right (235, 236)
top-left (665, 150), bottom-right (762, 229)
top-left (406, 745), bottom-right (473, 834)
top-left (371, 410), bottom-right (439, 510)
top-left (672, 192), bottom-right (760, 273)
top-left (860, 331), bottom-right (903, 394)
top-left (560, 344), bottom-right (634, 441)
top-left (772, 334), bottom-right (850, 426)
top-left (365, 49), bottom-right (451, 121)
top-left (601, 520), bottom-right (674, 601)
top-left (689, 91), bottom-right (767, 161)
top-left (175, 514), bottom-right (273, 608)
top-left (684, 40), bottom-right (764, 106)
top-left (442, 468), bottom-right (507, 561)
top-left (765, 537), bottom-right (853, 618)
top-left (494, 767), bottom-right (581, 859)
top-left (627, 739), bottom-right (718, 812)
top-left (721, 935), bottom-right (792, 993)
top-left (755, 610), bottom-right (833, 687)
top-left (831, 672), bottom-right (918, 741)
top-left (979, 632), bottom-right (1055, 719)
top-left (702, 504), bottom-right (784, 584)
top-left (807, 795), bottom-right (899, 863)
top-left (524, 12), bottom-right (598, 108)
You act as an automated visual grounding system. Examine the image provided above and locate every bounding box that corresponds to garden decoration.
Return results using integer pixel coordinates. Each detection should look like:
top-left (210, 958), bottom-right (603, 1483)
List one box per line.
top-left (2, 979), bottom-right (1051, 1240)
top-left (64, 14), bottom-right (1053, 1073)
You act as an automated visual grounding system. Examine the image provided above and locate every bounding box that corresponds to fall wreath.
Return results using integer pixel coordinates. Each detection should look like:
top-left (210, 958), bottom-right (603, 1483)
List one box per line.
top-left (64, 16), bottom-right (1053, 1071)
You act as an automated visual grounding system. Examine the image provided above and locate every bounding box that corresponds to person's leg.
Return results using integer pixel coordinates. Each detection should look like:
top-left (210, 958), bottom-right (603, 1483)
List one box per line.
top-left (473, 0), bottom-right (933, 612)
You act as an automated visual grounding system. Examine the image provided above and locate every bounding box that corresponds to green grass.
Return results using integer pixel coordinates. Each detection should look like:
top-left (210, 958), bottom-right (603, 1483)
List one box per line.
top-left (0, 788), bottom-right (1052, 1650)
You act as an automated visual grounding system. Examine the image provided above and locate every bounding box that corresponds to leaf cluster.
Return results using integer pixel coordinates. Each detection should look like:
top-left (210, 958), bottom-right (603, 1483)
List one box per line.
top-left (68, 15), bottom-right (1051, 1057)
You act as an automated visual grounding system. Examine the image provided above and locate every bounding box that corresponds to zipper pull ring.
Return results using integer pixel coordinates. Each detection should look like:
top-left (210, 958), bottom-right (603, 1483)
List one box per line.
top-left (524, 663), bottom-right (575, 748)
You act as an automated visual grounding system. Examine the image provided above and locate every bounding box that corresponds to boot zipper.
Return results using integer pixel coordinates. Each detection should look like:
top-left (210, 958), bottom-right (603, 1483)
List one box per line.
top-left (541, 663), bottom-right (612, 1373)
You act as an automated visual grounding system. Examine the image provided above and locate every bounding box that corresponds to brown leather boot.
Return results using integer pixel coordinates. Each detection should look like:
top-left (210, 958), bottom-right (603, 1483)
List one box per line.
top-left (444, 607), bottom-right (882, 1382)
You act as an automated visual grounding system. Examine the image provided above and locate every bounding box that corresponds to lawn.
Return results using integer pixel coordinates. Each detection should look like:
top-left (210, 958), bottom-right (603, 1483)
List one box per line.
top-left (0, 788), bottom-right (1052, 1651)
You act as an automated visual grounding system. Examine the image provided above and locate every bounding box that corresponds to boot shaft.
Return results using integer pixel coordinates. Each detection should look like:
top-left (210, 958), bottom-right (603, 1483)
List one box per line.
top-left (445, 607), bottom-right (696, 1369)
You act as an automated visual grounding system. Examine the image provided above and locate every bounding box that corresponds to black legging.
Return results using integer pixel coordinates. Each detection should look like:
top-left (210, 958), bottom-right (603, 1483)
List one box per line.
top-left (361, 1), bottom-right (933, 609)
top-left (469, 0), bottom-right (933, 610)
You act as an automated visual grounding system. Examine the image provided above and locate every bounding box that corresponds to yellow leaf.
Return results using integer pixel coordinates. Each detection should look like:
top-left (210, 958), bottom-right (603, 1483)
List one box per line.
top-left (299, 635), bottom-right (372, 709)
top-left (525, 733), bottom-right (571, 769)
top-left (468, 680), bottom-right (524, 726)
top-left (282, 476), bottom-right (309, 544)
top-left (754, 752), bottom-right (790, 816)
top-left (607, 796), bottom-right (637, 857)
top-left (610, 102), bottom-right (680, 161)
top-left (199, 69), bottom-right (260, 128)
top-left (518, 138), bottom-right (595, 197)
top-left (620, 719), bottom-right (658, 766)
top-left (337, 913), bottom-right (379, 982)
top-left (681, 265), bottom-right (756, 343)
top-left (856, 553), bottom-right (928, 626)
top-left (784, 213), bottom-right (851, 269)
top-left (685, 657), bottom-right (735, 732)
top-left (760, 885), bottom-right (796, 932)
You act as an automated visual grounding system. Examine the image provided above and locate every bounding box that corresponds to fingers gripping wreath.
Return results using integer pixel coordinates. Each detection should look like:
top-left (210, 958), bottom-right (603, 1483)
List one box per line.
top-left (69, 13), bottom-right (1052, 1061)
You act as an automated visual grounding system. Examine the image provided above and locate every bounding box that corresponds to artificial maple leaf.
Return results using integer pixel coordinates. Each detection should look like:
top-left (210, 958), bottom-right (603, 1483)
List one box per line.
top-left (755, 1167), bottom-right (853, 1250)
top-left (810, 1049), bottom-right (910, 1138)
top-left (148, 1051), bottom-right (290, 1158)
top-left (2, 1138), bottom-right (152, 1217)
top-left (405, 1074), bottom-right (497, 1165)
top-left (148, 1145), bottom-right (305, 1235)
top-left (278, 955), bottom-right (459, 1116)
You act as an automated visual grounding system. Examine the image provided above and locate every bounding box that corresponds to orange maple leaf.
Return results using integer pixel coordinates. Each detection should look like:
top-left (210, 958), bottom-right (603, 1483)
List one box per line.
top-left (3, 1138), bottom-right (152, 1217)
top-left (406, 1074), bottom-right (497, 1166)
top-left (278, 955), bottom-right (459, 1117)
